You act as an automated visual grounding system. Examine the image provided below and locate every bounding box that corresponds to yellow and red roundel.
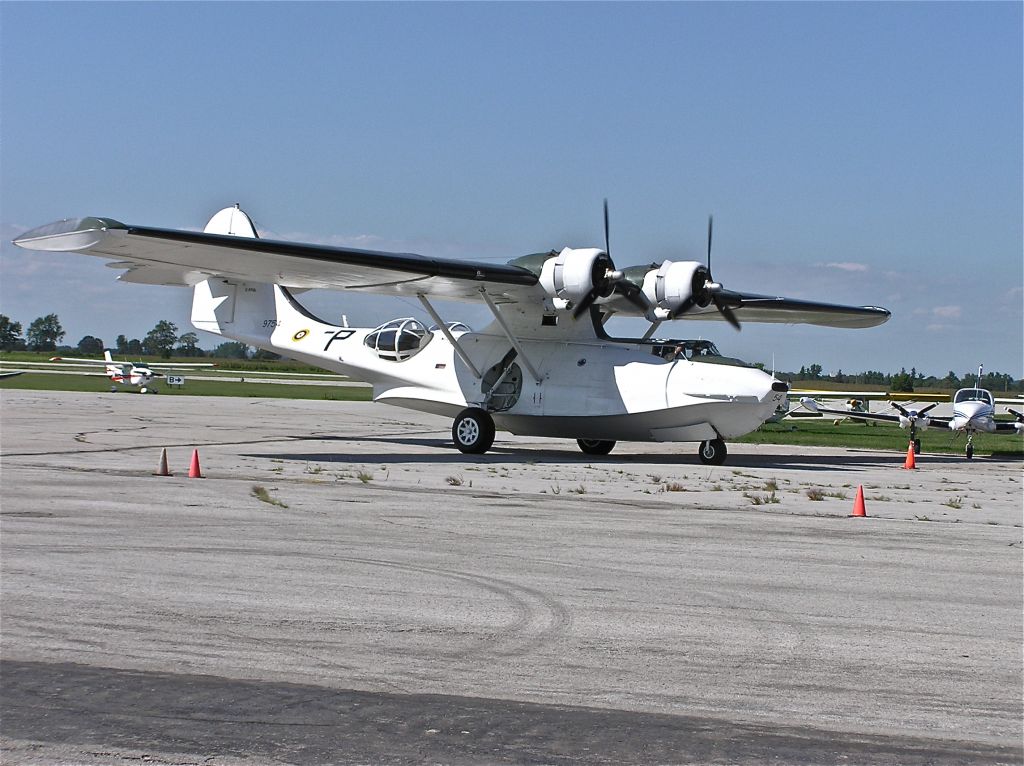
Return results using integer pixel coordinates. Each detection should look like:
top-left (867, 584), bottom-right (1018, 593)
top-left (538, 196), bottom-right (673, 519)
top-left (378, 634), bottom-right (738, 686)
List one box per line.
top-left (292, 329), bottom-right (310, 342)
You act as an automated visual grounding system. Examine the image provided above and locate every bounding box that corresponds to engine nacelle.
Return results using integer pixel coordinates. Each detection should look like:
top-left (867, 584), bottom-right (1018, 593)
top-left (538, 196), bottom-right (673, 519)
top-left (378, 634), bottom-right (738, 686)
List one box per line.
top-left (898, 414), bottom-right (931, 430)
top-left (539, 247), bottom-right (613, 305)
top-left (640, 260), bottom-right (711, 310)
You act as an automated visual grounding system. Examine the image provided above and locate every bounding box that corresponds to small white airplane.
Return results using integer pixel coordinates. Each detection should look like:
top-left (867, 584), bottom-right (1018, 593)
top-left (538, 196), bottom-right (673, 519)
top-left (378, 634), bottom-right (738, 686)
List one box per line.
top-left (49, 350), bottom-right (214, 393)
top-left (801, 367), bottom-right (1024, 459)
top-left (15, 203), bottom-right (891, 463)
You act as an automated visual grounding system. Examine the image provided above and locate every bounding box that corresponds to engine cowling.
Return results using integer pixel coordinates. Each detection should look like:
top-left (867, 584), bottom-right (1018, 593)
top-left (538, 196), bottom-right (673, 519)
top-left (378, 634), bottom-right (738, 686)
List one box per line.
top-left (898, 412), bottom-right (931, 431)
top-left (640, 260), bottom-right (711, 311)
top-left (538, 247), bottom-right (614, 305)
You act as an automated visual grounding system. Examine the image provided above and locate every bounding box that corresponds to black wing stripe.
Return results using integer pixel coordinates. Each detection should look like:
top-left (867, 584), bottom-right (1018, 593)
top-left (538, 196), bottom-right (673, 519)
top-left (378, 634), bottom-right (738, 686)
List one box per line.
top-left (126, 226), bottom-right (540, 286)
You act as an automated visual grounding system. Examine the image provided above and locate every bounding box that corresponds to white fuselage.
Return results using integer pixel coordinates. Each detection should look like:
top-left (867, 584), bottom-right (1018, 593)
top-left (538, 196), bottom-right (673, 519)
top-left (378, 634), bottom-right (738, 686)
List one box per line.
top-left (191, 280), bottom-right (786, 443)
top-left (949, 397), bottom-right (998, 435)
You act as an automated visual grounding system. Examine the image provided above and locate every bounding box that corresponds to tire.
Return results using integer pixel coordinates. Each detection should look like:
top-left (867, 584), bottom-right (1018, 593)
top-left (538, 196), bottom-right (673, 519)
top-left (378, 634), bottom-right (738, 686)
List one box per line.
top-left (913, 439), bottom-right (921, 455)
top-left (697, 438), bottom-right (728, 466)
top-left (452, 408), bottom-right (495, 454)
top-left (965, 444), bottom-right (974, 460)
top-left (577, 438), bottom-right (615, 456)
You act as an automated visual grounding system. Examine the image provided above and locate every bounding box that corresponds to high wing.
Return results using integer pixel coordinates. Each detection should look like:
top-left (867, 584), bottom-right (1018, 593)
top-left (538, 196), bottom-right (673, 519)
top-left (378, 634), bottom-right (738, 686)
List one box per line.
top-left (48, 356), bottom-right (110, 366)
top-left (143, 362), bottom-right (216, 369)
top-left (788, 390), bottom-right (949, 402)
top-left (14, 217), bottom-right (542, 302)
top-left (800, 398), bottom-right (952, 428)
top-left (13, 214), bottom-right (890, 328)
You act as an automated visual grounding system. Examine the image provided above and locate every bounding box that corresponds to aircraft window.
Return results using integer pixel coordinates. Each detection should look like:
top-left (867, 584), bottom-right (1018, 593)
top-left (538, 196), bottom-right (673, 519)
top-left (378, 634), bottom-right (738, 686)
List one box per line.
top-left (652, 340), bottom-right (722, 360)
top-left (954, 388), bottom-right (993, 405)
top-left (428, 321), bottom-right (472, 334)
top-left (364, 318), bottom-right (432, 362)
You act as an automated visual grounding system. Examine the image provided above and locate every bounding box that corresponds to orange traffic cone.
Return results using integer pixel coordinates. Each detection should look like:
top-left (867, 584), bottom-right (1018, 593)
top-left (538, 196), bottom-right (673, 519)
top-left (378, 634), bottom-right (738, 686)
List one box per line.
top-left (153, 448), bottom-right (172, 477)
top-left (903, 442), bottom-right (917, 470)
top-left (851, 485), bottom-right (867, 517)
top-left (188, 449), bottom-right (204, 479)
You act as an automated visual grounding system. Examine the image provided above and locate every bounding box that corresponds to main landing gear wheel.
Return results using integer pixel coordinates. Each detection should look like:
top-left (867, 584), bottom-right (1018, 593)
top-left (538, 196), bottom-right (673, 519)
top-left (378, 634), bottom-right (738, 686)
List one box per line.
top-left (965, 444), bottom-right (974, 460)
top-left (698, 438), bottom-right (728, 466)
top-left (452, 408), bottom-right (495, 455)
top-left (913, 438), bottom-right (921, 455)
top-left (577, 438), bottom-right (615, 456)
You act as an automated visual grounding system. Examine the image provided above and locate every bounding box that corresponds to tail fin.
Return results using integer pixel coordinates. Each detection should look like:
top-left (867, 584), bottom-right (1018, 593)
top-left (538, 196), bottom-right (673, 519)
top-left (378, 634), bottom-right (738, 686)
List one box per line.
top-left (104, 350), bottom-right (113, 363)
top-left (204, 204), bottom-right (259, 237)
top-left (192, 205), bottom-right (261, 338)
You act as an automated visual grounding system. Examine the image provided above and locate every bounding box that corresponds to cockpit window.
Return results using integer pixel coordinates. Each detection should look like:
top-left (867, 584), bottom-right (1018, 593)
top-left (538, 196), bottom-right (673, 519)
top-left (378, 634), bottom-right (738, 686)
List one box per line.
top-left (953, 388), bottom-right (993, 405)
top-left (652, 339), bottom-right (722, 360)
top-left (364, 318), bottom-right (432, 361)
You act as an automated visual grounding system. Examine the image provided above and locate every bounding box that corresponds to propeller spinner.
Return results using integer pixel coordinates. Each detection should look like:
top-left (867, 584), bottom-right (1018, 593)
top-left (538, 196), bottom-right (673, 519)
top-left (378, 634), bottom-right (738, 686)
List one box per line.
top-left (669, 216), bottom-right (740, 330)
top-left (572, 200), bottom-right (651, 318)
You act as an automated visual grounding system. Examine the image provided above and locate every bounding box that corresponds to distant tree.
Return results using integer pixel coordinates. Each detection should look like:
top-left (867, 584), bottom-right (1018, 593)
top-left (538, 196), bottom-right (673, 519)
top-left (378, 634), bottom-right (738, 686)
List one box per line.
top-left (212, 341), bottom-right (251, 359)
top-left (26, 313), bottom-right (65, 352)
top-left (252, 349), bottom-right (281, 361)
top-left (126, 338), bottom-right (144, 356)
top-left (142, 320), bottom-right (179, 358)
top-left (175, 332), bottom-right (201, 357)
top-left (115, 334), bottom-right (129, 354)
top-left (0, 315), bottom-right (25, 351)
top-left (807, 364), bottom-right (823, 380)
top-left (890, 368), bottom-right (914, 393)
top-left (76, 335), bottom-right (105, 355)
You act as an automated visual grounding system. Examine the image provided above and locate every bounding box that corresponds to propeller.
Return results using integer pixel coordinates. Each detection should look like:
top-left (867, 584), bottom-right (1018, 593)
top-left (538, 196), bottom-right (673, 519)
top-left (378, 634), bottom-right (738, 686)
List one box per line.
top-left (573, 200), bottom-right (652, 319)
top-left (891, 402), bottom-right (939, 421)
top-left (668, 215), bottom-right (740, 330)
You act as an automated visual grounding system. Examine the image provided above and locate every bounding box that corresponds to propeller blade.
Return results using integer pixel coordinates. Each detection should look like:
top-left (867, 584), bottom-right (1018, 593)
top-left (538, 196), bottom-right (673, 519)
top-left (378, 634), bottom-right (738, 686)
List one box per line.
top-left (669, 295), bottom-right (697, 320)
top-left (1009, 408), bottom-right (1024, 421)
top-left (712, 295), bottom-right (741, 331)
top-left (572, 286), bottom-right (602, 319)
top-left (891, 402), bottom-right (911, 418)
top-left (918, 402), bottom-right (940, 417)
top-left (706, 215), bottom-right (714, 271)
top-left (613, 280), bottom-right (651, 314)
top-left (603, 198), bottom-right (610, 258)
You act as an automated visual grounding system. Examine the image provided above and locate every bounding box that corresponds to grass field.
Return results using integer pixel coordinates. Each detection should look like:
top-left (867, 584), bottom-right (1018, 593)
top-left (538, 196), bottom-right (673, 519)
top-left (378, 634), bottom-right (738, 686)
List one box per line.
top-left (2, 369), bottom-right (1020, 457)
top-left (736, 419), bottom-right (1022, 458)
top-left (0, 372), bottom-right (372, 401)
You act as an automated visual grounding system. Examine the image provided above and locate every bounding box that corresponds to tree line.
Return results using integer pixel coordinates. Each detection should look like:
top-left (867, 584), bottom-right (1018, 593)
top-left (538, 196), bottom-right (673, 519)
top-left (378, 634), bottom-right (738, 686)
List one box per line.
top-left (1, 312), bottom-right (1020, 390)
top-left (0, 313), bottom-right (266, 360)
top-left (775, 364), bottom-right (1021, 392)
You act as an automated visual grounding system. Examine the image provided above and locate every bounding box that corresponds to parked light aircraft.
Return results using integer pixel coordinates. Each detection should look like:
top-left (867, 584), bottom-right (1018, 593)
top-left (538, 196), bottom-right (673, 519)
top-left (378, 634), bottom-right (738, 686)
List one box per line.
top-left (801, 367), bottom-right (1024, 459)
top-left (14, 204), bottom-right (891, 463)
top-left (49, 350), bottom-right (214, 393)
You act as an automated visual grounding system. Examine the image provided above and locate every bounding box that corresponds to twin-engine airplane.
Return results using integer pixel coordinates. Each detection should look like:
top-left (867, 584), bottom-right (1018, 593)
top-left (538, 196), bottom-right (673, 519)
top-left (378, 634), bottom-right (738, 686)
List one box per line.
top-left (50, 350), bottom-right (214, 393)
top-left (801, 367), bottom-right (1024, 459)
top-left (14, 203), bottom-right (890, 463)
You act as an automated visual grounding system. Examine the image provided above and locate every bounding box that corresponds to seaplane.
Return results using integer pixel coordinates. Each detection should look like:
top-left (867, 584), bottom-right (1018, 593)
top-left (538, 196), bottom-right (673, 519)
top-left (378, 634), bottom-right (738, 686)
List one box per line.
top-left (800, 367), bottom-right (1024, 459)
top-left (49, 349), bottom-right (214, 393)
top-left (14, 203), bottom-right (891, 463)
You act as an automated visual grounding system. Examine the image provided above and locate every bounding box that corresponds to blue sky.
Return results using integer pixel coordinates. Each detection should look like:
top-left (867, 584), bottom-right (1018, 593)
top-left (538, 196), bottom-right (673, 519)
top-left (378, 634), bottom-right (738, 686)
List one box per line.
top-left (2, 1), bottom-right (1021, 378)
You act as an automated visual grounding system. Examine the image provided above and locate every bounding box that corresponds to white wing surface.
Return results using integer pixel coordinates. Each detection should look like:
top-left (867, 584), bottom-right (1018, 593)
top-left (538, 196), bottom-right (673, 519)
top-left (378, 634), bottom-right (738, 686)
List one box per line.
top-left (14, 213), bottom-right (890, 329)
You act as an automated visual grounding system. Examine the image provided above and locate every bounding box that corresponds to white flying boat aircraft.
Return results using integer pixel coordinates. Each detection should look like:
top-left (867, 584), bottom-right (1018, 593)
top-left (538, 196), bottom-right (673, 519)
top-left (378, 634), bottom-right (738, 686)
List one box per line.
top-left (14, 204), bottom-right (891, 463)
top-left (50, 350), bottom-right (214, 393)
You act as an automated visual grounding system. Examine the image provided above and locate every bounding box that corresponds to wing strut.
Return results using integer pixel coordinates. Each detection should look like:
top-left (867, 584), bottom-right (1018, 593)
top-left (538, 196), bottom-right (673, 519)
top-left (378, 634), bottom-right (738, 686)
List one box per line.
top-left (416, 294), bottom-right (482, 380)
top-left (478, 289), bottom-right (543, 385)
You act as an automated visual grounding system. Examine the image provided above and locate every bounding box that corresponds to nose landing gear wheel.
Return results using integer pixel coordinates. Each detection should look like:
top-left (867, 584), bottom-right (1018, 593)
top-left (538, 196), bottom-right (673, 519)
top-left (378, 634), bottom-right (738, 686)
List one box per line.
top-left (577, 438), bottom-right (615, 456)
top-left (698, 438), bottom-right (728, 465)
top-left (452, 408), bottom-right (495, 454)
top-left (913, 438), bottom-right (921, 455)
